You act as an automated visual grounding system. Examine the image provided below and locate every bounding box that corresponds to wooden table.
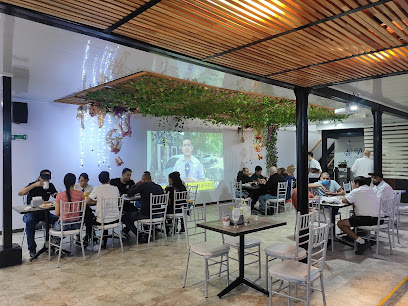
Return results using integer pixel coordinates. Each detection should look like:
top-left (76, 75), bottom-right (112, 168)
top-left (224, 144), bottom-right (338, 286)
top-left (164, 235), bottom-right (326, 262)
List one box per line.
top-left (197, 218), bottom-right (286, 298)
top-left (13, 205), bottom-right (56, 261)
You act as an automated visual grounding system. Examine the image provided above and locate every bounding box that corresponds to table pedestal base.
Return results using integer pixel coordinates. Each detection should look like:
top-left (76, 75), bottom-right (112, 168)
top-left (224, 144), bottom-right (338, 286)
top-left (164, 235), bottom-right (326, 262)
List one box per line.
top-left (218, 277), bottom-right (268, 298)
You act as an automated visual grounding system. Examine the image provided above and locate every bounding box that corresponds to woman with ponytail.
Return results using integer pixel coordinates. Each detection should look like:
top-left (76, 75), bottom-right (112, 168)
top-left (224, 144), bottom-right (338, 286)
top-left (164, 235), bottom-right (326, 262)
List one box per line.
top-left (165, 171), bottom-right (187, 233)
top-left (54, 173), bottom-right (85, 231)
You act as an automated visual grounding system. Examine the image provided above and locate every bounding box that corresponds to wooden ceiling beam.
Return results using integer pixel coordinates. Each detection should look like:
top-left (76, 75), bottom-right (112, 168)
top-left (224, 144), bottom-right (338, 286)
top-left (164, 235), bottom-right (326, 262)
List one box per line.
top-left (202, 0), bottom-right (393, 61)
top-left (104, 0), bottom-right (162, 33)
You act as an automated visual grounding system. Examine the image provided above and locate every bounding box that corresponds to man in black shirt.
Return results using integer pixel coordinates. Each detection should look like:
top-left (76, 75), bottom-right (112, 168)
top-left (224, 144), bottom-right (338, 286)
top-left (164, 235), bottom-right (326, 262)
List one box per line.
top-left (122, 173), bottom-right (164, 237)
top-left (18, 169), bottom-right (59, 257)
top-left (236, 167), bottom-right (252, 184)
top-left (257, 166), bottom-right (285, 211)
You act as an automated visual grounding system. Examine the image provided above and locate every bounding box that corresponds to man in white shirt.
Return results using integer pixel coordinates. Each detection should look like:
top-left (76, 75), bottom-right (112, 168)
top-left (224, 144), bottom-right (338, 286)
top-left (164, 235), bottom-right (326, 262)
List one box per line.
top-left (87, 171), bottom-right (120, 248)
top-left (74, 172), bottom-right (93, 195)
top-left (308, 152), bottom-right (322, 173)
top-left (337, 176), bottom-right (380, 255)
top-left (351, 150), bottom-right (374, 178)
top-left (369, 172), bottom-right (394, 201)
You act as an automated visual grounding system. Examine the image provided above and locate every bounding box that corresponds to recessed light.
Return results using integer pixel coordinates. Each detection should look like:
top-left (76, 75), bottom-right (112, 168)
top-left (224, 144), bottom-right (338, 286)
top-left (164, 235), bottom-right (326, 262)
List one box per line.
top-left (323, 121), bottom-right (329, 124)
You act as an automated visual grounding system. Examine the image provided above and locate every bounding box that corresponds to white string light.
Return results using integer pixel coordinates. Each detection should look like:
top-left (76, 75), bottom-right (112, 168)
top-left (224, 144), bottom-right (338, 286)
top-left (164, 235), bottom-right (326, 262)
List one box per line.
top-left (107, 114), bottom-right (112, 169)
top-left (79, 113), bottom-right (85, 168)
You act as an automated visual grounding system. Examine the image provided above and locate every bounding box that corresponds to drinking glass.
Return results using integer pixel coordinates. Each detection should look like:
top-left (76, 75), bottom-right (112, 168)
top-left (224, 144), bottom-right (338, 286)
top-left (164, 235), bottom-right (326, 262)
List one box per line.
top-left (232, 208), bottom-right (240, 228)
top-left (243, 206), bottom-right (251, 226)
top-left (84, 191), bottom-right (90, 198)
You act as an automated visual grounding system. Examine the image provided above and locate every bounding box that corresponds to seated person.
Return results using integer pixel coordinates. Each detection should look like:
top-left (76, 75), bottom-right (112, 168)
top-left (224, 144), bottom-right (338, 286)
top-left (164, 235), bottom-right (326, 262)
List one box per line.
top-left (87, 171), bottom-right (120, 248)
top-left (258, 166), bottom-right (285, 211)
top-left (337, 176), bottom-right (380, 255)
top-left (110, 167), bottom-right (136, 211)
top-left (74, 172), bottom-right (93, 195)
top-left (291, 188), bottom-right (314, 211)
top-left (165, 172), bottom-right (187, 233)
top-left (237, 167), bottom-right (252, 184)
top-left (121, 173), bottom-right (164, 238)
top-left (278, 168), bottom-right (296, 201)
top-left (308, 172), bottom-right (345, 224)
top-left (250, 166), bottom-right (265, 181)
top-left (53, 173), bottom-right (85, 245)
top-left (369, 172), bottom-right (394, 202)
top-left (18, 169), bottom-right (58, 258)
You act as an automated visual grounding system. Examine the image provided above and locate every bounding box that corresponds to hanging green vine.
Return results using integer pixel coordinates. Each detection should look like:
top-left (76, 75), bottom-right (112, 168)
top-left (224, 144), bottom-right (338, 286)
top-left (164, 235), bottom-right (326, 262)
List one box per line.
top-left (85, 74), bottom-right (348, 165)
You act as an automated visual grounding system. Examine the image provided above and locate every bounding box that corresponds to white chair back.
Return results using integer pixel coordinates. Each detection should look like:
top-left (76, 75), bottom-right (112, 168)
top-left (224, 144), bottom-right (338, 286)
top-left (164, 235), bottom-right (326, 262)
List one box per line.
top-left (277, 182), bottom-right (288, 200)
top-left (187, 185), bottom-right (198, 206)
top-left (309, 197), bottom-right (322, 224)
top-left (59, 200), bottom-right (86, 232)
top-left (182, 205), bottom-right (207, 250)
top-left (380, 197), bottom-right (395, 220)
top-left (98, 197), bottom-right (124, 226)
top-left (231, 181), bottom-right (244, 199)
top-left (295, 211), bottom-right (315, 257)
top-left (307, 222), bottom-right (330, 275)
top-left (174, 190), bottom-right (189, 215)
top-left (150, 193), bottom-right (169, 219)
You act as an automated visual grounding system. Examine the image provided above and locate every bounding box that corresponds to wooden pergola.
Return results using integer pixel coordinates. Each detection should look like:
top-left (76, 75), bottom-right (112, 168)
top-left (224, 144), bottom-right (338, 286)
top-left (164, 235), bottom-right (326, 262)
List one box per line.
top-left (1, 0), bottom-right (408, 266)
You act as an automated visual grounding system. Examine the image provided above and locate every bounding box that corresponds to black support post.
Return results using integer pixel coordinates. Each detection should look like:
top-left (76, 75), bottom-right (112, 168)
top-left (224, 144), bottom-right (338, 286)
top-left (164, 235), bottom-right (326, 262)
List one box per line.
top-left (372, 109), bottom-right (383, 173)
top-left (0, 75), bottom-right (22, 268)
top-left (295, 86), bottom-right (311, 215)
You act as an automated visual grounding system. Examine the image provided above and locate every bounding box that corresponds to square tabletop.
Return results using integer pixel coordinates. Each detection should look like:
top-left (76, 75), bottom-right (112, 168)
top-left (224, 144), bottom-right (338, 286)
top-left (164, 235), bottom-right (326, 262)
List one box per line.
top-left (197, 217), bottom-right (286, 237)
top-left (13, 205), bottom-right (55, 214)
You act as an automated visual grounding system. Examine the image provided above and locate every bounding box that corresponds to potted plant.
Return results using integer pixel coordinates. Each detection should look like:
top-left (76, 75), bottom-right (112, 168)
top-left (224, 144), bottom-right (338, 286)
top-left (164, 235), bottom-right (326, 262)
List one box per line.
top-left (221, 216), bottom-right (230, 227)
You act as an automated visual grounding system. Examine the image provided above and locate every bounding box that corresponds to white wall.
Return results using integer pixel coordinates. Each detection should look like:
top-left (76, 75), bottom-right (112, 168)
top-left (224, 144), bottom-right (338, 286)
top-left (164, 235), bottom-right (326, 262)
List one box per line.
top-left (334, 136), bottom-right (365, 170)
top-left (5, 101), bottom-right (269, 230)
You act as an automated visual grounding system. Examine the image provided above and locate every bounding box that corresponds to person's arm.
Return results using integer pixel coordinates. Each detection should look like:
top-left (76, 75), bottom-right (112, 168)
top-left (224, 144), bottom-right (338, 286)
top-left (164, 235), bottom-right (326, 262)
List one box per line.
top-left (128, 184), bottom-right (141, 197)
top-left (54, 194), bottom-right (61, 217)
top-left (351, 159), bottom-right (358, 174)
top-left (308, 182), bottom-right (323, 189)
top-left (87, 187), bottom-right (97, 205)
top-left (18, 181), bottom-right (41, 196)
top-left (49, 184), bottom-right (58, 198)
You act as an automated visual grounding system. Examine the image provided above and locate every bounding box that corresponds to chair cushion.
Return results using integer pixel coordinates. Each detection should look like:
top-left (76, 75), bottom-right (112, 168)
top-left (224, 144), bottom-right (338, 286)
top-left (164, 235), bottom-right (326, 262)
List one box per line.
top-left (225, 236), bottom-right (261, 249)
top-left (191, 242), bottom-right (230, 258)
top-left (138, 217), bottom-right (165, 224)
top-left (265, 243), bottom-right (307, 260)
top-left (94, 223), bottom-right (120, 230)
top-left (268, 260), bottom-right (320, 283)
top-left (49, 229), bottom-right (80, 237)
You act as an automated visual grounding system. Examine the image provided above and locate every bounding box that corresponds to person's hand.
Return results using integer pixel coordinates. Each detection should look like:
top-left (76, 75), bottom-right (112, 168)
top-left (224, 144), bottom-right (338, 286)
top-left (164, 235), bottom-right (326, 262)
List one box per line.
top-left (34, 181), bottom-right (43, 188)
top-left (325, 191), bottom-right (333, 195)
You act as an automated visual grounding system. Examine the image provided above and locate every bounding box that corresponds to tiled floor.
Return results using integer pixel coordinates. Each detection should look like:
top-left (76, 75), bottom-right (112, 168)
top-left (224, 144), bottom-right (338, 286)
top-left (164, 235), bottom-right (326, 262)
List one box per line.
top-left (1, 205), bottom-right (407, 305)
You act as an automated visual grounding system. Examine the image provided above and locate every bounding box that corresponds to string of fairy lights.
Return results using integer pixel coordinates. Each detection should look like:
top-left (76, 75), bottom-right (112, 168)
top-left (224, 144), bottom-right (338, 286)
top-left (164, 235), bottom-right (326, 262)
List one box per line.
top-left (79, 112), bottom-right (113, 169)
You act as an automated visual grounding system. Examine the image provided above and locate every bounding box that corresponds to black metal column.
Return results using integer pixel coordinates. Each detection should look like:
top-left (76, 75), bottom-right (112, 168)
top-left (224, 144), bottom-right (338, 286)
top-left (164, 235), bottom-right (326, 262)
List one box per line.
top-left (295, 86), bottom-right (311, 215)
top-left (372, 109), bottom-right (383, 173)
top-left (0, 76), bottom-right (22, 268)
top-left (321, 130), bottom-right (328, 172)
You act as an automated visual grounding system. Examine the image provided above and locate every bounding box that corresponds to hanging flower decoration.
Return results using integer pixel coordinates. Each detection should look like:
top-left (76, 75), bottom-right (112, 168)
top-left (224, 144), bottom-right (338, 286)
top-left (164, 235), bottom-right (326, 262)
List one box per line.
top-left (114, 156), bottom-right (124, 166)
top-left (106, 128), bottom-right (122, 154)
top-left (257, 154), bottom-right (263, 160)
top-left (253, 143), bottom-right (262, 152)
top-left (91, 106), bottom-right (106, 128)
top-left (76, 106), bottom-right (85, 129)
top-left (118, 113), bottom-right (132, 138)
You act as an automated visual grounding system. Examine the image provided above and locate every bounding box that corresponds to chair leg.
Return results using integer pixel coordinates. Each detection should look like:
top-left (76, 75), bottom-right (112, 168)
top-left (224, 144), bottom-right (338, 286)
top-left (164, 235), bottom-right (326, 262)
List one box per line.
top-left (226, 255), bottom-right (230, 285)
top-left (387, 226), bottom-right (392, 255)
top-left (331, 226), bottom-right (334, 253)
top-left (111, 229), bottom-right (114, 248)
top-left (183, 251), bottom-right (191, 288)
top-left (320, 275), bottom-right (326, 306)
top-left (136, 222), bottom-right (139, 245)
top-left (204, 258), bottom-right (209, 298)
top-left (306, 281), bottom-right (310, 306)
top-left (288, 282), bottom-right (291, 306)
top-left (258, 244), bottom-right (261, 279)
top-left (118, 226), bottom-right (124, 253)
top-left (147, 225), bottom-right (152, 249)
top-left (218, 255), bottom-right (223, 277)
top-left (396, 220), bottom-right (400, 245)
top-left (269, 275), bottom-right (273, 306)
top-left (57, 236), bottom-right (63, 268)
top-left (163, 221), bottom-right (168, 246)
top-left (80, 231), bottom-right (86, 261)
top-left (265, 255), bottom-right (269, 289)
top-left (98, 228), bottom-right (103, 258)
top-left (375, 231), bottom-right (380, 258)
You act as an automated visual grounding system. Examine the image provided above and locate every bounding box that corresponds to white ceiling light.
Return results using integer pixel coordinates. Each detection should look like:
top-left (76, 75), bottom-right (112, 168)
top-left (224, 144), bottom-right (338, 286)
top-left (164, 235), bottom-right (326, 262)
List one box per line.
top-left (323, 120), bottom-right (330, 124)
top-left (335, 103), bottom-right (359, 115)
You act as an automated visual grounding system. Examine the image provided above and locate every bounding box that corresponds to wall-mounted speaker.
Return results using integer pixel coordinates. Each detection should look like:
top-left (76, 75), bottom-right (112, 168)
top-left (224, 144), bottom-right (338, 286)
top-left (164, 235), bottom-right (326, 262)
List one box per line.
top-left (12, 102), bottom-right (28, 124)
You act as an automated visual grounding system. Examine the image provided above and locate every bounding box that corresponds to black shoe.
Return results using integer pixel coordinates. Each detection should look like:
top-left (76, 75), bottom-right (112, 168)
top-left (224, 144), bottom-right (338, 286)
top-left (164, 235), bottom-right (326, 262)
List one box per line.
top-left (29, 248), bottom-right (36, 258)
top-left (355, 240), bottom-right (370, 255)
top-left (178, 227), bottom-right (185, 233)
top-left (370, 240), bottom-right (376, 246)
top-left (121, 230), bottom-right (130, 240)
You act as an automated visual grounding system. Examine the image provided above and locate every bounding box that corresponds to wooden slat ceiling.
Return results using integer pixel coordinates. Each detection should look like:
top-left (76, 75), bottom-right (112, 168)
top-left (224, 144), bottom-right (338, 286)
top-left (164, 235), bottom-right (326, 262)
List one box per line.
top-left (3, 0), bottom-right (408, 88)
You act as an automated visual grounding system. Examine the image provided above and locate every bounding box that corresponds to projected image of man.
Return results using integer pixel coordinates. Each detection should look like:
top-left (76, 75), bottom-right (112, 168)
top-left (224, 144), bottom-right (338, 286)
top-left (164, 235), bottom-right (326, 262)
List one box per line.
top-left (174, 137), bottom-right (205, 182)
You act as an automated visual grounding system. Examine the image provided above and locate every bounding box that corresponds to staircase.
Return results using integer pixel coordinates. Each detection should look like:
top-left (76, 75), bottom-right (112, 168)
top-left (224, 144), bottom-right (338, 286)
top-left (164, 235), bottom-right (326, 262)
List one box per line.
top-left (325, 142), bottom-right (335, 177)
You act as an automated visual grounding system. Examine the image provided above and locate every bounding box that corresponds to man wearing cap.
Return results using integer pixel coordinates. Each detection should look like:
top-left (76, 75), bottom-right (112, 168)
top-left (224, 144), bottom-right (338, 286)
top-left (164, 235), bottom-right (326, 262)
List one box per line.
top-left (18, 169), bottom-right (59, 257)
top-left (352, 150), bottom-right (374, 178)
top-left (370, 172), bottom-right (394, 201)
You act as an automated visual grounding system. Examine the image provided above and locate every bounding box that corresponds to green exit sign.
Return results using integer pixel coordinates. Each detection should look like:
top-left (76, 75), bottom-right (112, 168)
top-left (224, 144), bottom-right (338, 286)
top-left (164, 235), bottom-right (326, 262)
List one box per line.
top-left (11, 134), bottom-right (27, 140)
